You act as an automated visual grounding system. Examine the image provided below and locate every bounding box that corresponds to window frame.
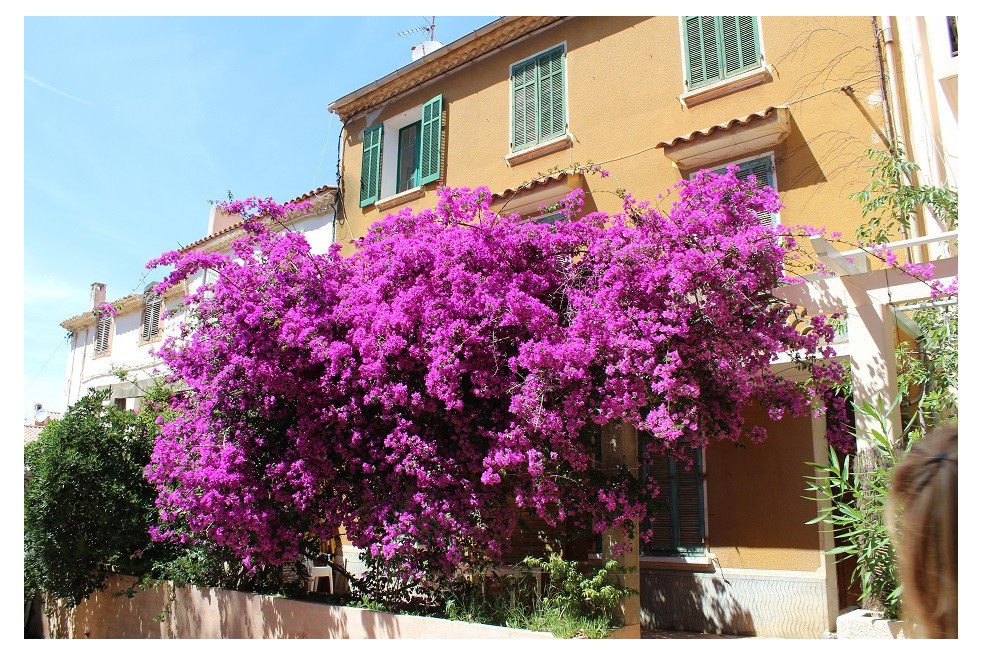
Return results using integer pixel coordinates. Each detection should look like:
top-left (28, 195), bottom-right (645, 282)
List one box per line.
top-left (679, 16), bottom-right (764, 93)
top-left (509, 43), bottom-right (569, 154)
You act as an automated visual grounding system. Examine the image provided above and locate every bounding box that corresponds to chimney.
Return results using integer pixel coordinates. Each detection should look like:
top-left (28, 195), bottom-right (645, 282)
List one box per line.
top-left (90, 282), bottom-right (107, 309)
top-left (208, 204), bottom-right (240, 236)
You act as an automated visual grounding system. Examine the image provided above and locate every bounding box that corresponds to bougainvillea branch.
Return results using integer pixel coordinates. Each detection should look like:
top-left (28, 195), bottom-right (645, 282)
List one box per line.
top-left (146, 170), bottom-right (860, 582)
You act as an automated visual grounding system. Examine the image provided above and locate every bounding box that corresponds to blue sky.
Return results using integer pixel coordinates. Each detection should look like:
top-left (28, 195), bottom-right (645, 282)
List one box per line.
top-left (23, 16), bottom-right (496, 421)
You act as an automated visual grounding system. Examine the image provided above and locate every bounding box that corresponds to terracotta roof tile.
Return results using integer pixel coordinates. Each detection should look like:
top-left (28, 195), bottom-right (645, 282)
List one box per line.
top-left (491, 172), bottom-right (570, 201)
top-left (656, 107), bottom-right (781, 149)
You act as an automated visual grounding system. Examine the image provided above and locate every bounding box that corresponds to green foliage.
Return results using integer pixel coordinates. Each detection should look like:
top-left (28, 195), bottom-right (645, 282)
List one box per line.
top-left (850, 147), bottom-right (958, 245)
top-left (24, 388), bottom-right (164, 607)
top-left (807, 305), bottom-right (957, 621)
top-left (442, 554), bottom-right (634, 638)
top-left (806, 401), bottom-right (905, 618)
top-left (24, 383), bottom-right (310, 610)
top-left (897, 306), bottom-right (958, 439)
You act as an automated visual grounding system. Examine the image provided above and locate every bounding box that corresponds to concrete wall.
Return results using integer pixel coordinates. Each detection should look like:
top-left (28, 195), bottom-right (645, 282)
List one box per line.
top-left (338, 16), bottom-right (884, 255)
top-left (43, 576), bottom-right (555, 639)
top-left (640, 567), bottom-right (829, 638)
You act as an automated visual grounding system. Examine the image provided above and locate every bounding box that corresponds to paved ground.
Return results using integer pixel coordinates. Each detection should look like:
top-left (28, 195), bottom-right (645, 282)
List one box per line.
top-left (642, 629), bottom-right (747, 639)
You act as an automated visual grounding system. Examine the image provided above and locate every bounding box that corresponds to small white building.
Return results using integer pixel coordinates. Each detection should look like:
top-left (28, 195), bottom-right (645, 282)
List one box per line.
top-left (59, 185), bottom-right (337, 409)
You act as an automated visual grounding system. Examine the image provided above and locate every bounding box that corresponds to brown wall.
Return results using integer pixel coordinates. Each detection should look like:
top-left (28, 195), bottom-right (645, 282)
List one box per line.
top-left (337, 16), bottom-right (884, 255)
top-left (706, 406), bottom-right (821, 571)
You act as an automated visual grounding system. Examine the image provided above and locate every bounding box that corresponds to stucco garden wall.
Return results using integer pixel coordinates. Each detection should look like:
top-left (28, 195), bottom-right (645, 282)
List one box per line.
top-left (43, 576), bottom-right (556, 639)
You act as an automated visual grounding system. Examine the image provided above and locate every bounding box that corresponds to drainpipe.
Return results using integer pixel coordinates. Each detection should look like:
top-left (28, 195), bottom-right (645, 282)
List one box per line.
top-left (874, 17), bottom-right (925, 263)
top-left (871, 17), bottom-right (896, 151)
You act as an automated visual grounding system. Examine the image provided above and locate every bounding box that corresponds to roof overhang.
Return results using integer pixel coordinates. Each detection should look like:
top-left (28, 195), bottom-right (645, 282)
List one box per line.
top-left (657, 106), bottom-right (791, 170)
top-left (328, 16), bottom-right (566, 122)
top-left (60, 285), bottom-right (186, 332)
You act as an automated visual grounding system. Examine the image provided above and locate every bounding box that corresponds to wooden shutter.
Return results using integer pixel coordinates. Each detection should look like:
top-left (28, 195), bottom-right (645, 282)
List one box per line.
top-left (511, 59), bottom-right (538, 151)
top-left (641, 440), bottom-right (706, 555)
top-left (419, 95), bottom-right (443, 185)
top-left (537, 47), bottom-right (566, 141)
top-left (142, 294), bottom-right (162, 341)
top-left (642, 452), bottom-right (675, 553)
top-left (684, 16), bottom-right (721, 89)
top-left (95, 315), bottom-right (111, 354)
top-left (359, 124), bottom-right (383, 207)
top-left (674, 451), bottom-right (706, 550)
top-left (721, 16), bottom-right (761, 77)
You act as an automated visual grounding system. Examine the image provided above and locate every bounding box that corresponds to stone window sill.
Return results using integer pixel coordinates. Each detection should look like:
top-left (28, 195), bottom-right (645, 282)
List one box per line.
top-left (376, 186), bottom-right (425, 211)
top-left (681, 66), bottom-right (772, 108)
top-left (505, 133), bottom-right (573, 167)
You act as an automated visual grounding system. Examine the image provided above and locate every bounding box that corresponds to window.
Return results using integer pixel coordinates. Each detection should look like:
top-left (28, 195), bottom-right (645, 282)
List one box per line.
top-left (397, 122), bottom-right (421, 192)
top-left (359, 94), bottom-right (443, 207)
top-left (682, 16), bottom-right (762, 90)
top-left (700, 154), bottom-right (779, 228)
top-left (511, 45), bottom-right (567, 152)
top-left (640, 441), bottom-right (706, 556)
top-left (947, 16), bottom-right (958, 57)
top-left (141, 293), bottom-right (163, 342)
top-left (94, 314), bottom-right (111, 355)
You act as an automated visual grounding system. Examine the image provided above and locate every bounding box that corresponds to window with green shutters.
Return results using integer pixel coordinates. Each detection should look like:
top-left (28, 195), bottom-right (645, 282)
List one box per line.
top-left (359, 123), bottom-right (383, 207)
top-left (710, 155), bottom-right (778, 228)
top-left (359, 94), bottom-right (443, 207)
top-left (683, 16), bottom-right (761, 90)
top-left (511, 45), bottom-right (567, 152)
top-left (640, 438), bottom-right (706, 557)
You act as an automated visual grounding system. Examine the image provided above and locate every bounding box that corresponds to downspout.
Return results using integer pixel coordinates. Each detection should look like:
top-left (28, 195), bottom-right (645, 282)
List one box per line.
top-left (882, 16), bottom-right (926, 262)
top-left (871, 17), bottom-right (897, 151)
top-left (874, 16), bottom-right (924, 262)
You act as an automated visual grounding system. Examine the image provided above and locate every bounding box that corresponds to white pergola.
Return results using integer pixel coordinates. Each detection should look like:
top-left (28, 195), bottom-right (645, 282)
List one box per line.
top-left (774, 232), bottom-right (958, 444)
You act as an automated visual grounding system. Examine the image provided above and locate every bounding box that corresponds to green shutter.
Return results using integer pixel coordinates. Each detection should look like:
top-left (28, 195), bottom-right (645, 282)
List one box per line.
top-left (537, 47), bottom-right (566, 141)
top-left (675, 451), bottom-right (705, 551)
top-left (359, 124), bottom-right (383, 207)
top-left (640, 435), bottom-right (707, 556)
top-left (721, 16), bottom-right (761, 77)
top-left (419, 95), bottom-right (443, 185)
top-left (511, 59), bottom-right (538, 150)
top-left (684, 16), bottom-right (721, 89)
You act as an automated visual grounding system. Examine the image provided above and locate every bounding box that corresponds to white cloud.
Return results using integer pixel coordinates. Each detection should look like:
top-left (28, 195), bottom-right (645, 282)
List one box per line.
top-left (25, 73), bottom-right (93, 106)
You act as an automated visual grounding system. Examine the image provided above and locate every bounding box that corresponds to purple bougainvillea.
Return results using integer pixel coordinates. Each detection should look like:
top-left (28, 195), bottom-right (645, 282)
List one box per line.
top-left (145, 168), bottom-right (850, 581)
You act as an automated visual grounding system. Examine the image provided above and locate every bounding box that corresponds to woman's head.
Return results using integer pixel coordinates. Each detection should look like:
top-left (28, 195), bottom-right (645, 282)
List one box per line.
top-left (890, 426), bottom-right (957, 638)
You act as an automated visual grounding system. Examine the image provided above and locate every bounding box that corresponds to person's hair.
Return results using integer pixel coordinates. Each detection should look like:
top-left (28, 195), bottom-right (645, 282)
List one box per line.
top-left (889, 425), bottom-right (957, 638)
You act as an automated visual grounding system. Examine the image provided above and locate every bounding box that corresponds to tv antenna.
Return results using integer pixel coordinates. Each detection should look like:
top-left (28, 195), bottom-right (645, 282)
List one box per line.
top-left (399, 16), bottom-right (436, 42)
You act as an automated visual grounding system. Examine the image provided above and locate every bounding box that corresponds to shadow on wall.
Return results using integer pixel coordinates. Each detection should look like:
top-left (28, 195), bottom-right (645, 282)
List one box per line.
top-left (641, 569), bottom-right (756, 636)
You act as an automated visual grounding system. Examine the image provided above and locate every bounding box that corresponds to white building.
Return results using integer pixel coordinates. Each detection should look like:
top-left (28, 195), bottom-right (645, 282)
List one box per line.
top-left (59, 186), bottom-right (337, 409)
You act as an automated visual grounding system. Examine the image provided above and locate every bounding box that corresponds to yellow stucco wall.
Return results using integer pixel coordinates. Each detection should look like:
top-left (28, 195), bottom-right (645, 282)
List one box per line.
top-left (706, 407), bottom-right (822, 571)
top-left (336, 16), bottom-right (885, 256)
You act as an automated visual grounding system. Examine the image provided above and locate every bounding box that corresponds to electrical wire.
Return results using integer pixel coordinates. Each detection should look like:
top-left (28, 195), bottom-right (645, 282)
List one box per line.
top-left (24, 338), bottom-right (68, 393)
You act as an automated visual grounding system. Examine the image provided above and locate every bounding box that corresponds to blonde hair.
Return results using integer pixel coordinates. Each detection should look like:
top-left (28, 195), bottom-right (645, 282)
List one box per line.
top-left (889, 426), bottom-right (957, 638)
